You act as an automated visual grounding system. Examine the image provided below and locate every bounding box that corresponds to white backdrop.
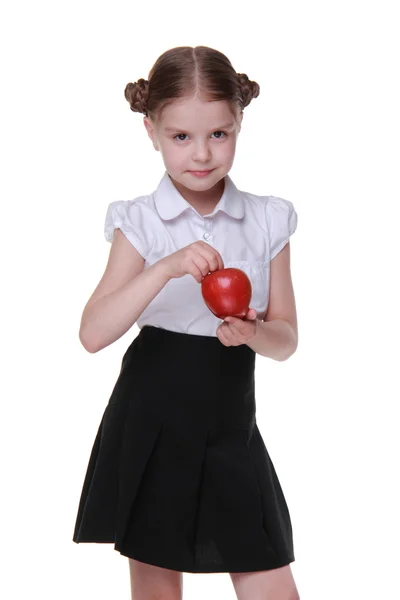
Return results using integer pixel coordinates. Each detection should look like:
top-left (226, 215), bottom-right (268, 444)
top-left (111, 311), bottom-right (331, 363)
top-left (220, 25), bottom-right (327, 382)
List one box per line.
top-left (1, 0), bottom-right (399, 598)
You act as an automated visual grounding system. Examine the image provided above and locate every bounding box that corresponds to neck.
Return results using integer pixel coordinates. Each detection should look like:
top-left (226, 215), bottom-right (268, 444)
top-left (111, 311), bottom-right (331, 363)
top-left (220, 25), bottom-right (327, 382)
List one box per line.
top-left (170, 177), bottom-right (225, 216)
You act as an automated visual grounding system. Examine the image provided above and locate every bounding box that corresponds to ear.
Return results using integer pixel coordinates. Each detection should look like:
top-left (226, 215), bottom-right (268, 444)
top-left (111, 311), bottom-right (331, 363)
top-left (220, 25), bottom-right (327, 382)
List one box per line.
top-left (143, 116), bottom-right (159, 151)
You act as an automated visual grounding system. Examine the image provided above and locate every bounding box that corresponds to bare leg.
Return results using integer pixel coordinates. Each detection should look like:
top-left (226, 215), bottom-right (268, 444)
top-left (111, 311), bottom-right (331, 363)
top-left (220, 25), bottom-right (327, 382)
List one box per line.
top-left (128, 558), bottom-right (183, 600)
top-left (230, 564), bottom-right (300, 600)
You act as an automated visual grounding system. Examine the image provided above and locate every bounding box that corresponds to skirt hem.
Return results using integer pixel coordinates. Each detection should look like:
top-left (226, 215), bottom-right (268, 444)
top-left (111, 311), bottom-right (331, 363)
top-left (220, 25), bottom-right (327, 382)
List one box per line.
top-left (73, 538), bottom-right (295, 574)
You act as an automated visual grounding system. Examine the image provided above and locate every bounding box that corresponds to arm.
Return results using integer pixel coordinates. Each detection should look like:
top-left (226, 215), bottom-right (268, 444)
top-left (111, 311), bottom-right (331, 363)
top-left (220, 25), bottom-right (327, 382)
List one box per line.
top-left (79, 230), bottom-right (171, 353)
top-left (246, 242), bottom-right (298, 361)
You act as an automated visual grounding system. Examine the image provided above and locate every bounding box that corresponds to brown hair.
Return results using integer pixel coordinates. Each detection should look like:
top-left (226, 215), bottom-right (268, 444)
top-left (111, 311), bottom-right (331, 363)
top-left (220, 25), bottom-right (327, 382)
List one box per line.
top-left (124, 46), bottom-right (260, 123)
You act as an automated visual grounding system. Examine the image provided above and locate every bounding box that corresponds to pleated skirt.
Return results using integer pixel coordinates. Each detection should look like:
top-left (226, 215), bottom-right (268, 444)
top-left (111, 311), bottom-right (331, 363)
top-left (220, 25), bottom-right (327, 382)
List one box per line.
top-left (72, 325), bottom-right (295, 573)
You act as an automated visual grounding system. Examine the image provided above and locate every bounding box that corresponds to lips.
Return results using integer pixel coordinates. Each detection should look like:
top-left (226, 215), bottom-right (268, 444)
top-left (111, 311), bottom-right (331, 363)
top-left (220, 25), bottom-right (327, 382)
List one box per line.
top-left (187, 169), bottom-right (214, 176)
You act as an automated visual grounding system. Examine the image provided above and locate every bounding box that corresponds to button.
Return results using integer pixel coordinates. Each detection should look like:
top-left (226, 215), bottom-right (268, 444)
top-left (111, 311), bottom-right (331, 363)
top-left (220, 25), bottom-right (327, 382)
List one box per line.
top-left (203, 232), bottom-right (212, 241)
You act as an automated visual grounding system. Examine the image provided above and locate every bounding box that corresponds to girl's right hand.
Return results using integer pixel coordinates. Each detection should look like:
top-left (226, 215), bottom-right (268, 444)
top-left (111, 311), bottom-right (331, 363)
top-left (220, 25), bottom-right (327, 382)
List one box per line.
top-left (159, 241), bottom-right (224, 283)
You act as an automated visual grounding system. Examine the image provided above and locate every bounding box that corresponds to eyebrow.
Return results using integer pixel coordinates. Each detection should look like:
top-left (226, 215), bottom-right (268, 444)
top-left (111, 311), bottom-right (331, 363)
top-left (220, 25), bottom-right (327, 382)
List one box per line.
top-left (163, 122), bottom-right (235, 132)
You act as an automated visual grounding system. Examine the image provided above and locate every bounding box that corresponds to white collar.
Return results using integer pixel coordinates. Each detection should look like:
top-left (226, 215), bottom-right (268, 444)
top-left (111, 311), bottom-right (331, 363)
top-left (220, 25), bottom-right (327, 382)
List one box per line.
top-left (154, 171), bottom-right (245, 220)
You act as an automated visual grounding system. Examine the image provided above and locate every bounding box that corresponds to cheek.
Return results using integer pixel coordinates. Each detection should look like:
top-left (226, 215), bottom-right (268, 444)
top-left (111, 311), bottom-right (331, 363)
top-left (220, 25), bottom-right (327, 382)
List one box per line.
top-left (158, 141), bottom-right (172, 160)
top-left (159, 143), bottom-right (185, 169)
top-left (220, 138), bottom-right (237, 162)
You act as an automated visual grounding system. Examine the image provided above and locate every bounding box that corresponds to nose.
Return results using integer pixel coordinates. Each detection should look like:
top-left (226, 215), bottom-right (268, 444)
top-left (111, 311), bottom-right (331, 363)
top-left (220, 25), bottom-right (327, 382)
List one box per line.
top-left (192, 140), bottom-right (212, 163)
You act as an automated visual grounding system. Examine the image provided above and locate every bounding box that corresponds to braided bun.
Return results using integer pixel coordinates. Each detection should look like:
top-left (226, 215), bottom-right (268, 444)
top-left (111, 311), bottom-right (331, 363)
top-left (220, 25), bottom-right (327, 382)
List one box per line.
top-left (124, 78), bottom-right (149, 115)
top-left (236, 73), bottom-right (260, 109)
top-left (123, 49), bottom-right (261, 121)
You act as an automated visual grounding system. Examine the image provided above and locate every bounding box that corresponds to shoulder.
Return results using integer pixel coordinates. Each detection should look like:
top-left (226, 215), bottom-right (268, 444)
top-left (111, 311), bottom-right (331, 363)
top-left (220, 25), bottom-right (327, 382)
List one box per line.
top-left (264, 194), bottom-right (296, 218)
top-left (238, 186), bottom-right (298, 259)
top-left (104, 194), bottom-right (160, 240)
top-left (239, 186), bottom-right (295, 212)
top-left (237, 187), bottom-right (297, 225)
top-left (103, 193), bottom-right (162, 260)
top-left (105, 193), bottom-right (156, 221)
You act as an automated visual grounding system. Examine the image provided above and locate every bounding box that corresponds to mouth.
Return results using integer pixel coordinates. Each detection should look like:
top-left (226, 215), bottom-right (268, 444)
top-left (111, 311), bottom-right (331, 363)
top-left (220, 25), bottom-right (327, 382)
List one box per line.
top-left (187, 169), bottom-right (215, 176)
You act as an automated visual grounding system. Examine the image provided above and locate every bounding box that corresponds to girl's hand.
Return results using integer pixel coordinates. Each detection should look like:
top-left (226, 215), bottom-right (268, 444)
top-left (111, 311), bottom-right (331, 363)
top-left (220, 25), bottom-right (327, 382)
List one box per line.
top-left (158, 241), bottom-right (224, 283)
top-left (216, 308), bottom-right (258, 347)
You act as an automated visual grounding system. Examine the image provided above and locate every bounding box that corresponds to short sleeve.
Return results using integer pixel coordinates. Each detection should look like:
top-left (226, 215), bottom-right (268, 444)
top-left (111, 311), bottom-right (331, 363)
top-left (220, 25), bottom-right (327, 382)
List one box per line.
top-left (265, 196), bottom-right (298, 260)
top-left (104, 200), bottom-right (151, 260)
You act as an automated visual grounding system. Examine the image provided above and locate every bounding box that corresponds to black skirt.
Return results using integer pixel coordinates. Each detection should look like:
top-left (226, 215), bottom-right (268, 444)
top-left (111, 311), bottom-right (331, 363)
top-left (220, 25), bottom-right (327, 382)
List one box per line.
top-left (72, 325), bottom-right (295, 573)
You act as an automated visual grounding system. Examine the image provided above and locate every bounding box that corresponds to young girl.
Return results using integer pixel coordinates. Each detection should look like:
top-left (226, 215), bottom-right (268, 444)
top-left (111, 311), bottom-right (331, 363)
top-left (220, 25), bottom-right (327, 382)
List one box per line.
top-left (73, 46), bottom-right (300, 600)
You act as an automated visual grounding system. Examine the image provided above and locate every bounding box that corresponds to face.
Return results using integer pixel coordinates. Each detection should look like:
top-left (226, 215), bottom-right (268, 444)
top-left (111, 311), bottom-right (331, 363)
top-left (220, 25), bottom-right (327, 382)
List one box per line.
top-left (144, 95), bottom-right (242, 198)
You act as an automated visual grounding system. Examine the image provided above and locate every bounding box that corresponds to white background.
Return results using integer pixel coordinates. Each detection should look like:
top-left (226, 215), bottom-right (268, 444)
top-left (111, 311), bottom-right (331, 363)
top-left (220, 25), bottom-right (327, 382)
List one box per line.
top-left (1, 0), bottom-right (399, 598)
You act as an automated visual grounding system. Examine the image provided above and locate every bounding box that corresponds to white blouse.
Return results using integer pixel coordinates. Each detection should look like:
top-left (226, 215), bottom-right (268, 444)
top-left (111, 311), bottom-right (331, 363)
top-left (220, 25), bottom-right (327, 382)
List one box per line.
top-left (104, 171), bottom-right (298, 337)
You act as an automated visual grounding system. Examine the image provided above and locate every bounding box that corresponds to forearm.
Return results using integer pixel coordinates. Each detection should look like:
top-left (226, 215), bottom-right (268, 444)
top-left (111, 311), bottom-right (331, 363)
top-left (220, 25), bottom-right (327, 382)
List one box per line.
top-left (79, 261), bottom-right (171, 353)
top-left (246, 318), bottom-right (298, 361)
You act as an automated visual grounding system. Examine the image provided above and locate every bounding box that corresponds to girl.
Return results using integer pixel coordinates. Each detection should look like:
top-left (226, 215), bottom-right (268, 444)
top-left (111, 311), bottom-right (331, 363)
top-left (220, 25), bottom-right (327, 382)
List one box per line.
top-left (73, 46), bottom-right (300, 600)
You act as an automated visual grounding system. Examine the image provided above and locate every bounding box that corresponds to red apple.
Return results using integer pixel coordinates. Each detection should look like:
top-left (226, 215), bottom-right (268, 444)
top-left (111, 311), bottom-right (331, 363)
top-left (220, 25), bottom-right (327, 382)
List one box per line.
top-left (201, 268), bottom-right (252, 319)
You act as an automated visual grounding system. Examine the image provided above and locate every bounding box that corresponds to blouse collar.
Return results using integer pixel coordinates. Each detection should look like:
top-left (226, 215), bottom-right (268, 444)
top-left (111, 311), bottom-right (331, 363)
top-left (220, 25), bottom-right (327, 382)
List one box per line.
top-left (154, 171), bottom-right (245, 220)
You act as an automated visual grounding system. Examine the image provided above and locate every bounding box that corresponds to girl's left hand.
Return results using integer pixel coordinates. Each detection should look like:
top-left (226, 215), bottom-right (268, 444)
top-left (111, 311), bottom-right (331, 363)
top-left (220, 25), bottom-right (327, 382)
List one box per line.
top-left (216, 308), bottom-right (258, 347)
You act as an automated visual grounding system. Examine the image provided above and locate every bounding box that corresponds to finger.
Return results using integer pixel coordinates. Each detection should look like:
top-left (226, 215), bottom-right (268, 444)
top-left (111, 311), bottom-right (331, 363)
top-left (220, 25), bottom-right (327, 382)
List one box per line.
top-left (222, 321), bottom-right (243, 345)
top-left (197, 251), bottom-right (217, 273)
top-left (226, 318), bottom-right (256, 344)
top-left (246, 308), bottom-right (257, 320)
top-left (190, 263), bottom-right (205, 283)
top-left (199, 243), bottom-right (223, 272)
top-left (221, 322), bottom-right (240, 345)
top-left (217, 252), bottom-right (224, 270)
top-left (227, 322), bottom-right (248, 342)
top-left (208, 249), bottom-right (223, 271)
top-left (217, 326), bottom-right (230, 346)
top-left (194, 255), bottom-right (212, 277)
top-left (224, 316), bottom-right (247, 336)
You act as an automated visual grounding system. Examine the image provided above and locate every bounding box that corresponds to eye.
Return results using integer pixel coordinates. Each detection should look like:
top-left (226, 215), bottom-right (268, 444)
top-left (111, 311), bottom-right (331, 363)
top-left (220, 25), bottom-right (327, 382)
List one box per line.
top-left (211, 131), bottom-right (227, 139)
top-left (173, 131), bottom-right (228, 142)
top-left (174, 133), bottom-right (189, 142)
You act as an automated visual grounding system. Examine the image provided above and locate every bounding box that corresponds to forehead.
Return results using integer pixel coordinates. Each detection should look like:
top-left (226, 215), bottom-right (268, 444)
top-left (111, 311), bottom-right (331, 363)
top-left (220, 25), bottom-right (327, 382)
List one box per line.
top-left (158, 96), bottom-right (238, 130)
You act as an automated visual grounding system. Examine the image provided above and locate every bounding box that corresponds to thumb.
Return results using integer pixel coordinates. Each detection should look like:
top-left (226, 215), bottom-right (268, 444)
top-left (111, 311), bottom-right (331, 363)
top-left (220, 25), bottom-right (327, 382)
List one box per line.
top-left (247, 308), bottom-right (257, 320)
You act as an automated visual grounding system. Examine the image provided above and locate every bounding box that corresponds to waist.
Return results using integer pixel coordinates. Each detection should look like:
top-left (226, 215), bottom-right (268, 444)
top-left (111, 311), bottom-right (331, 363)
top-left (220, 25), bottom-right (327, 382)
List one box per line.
top-left (124, 325), bottom-right (255, 383)
top-left (140, 323), bottom-right (254, 357)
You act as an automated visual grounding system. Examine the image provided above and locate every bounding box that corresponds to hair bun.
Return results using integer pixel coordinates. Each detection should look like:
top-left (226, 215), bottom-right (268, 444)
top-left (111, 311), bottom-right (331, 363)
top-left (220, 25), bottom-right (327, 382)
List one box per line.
top-left (124, 78), bottom-right (149, 115)
top-left (237, 73), bottom-right (260, 108)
